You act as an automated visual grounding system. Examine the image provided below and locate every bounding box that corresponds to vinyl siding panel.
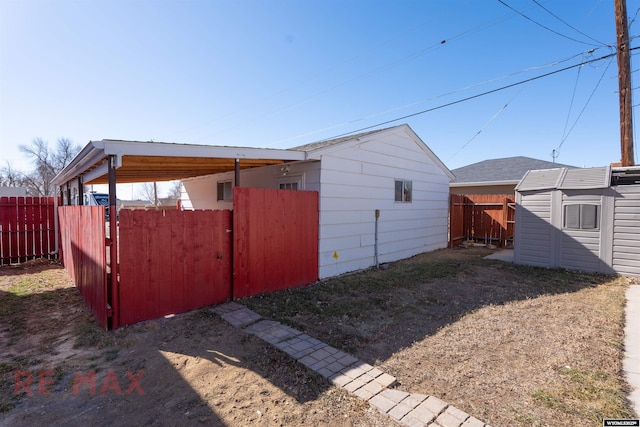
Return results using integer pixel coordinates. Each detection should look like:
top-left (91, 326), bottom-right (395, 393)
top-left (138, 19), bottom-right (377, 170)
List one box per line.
top-left (558, 192), bottom-right (603, 272)
top-left (182, 161), bottom-right (321, 210)
top-left (317, 129), bottom-right (450, 278)
top-left (515, 192), bottom-right (552, 267)
top-left (612, 185), bottom-right (640, 277)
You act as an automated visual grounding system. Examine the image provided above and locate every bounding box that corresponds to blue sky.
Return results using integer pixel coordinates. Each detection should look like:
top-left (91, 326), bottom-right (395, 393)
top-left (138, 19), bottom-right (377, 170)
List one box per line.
top-left (2, 0), bottom-right (639, 191)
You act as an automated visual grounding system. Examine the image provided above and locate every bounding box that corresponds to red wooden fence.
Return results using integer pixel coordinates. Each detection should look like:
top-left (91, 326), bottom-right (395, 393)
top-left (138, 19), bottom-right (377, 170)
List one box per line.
top-left (0, 196), bottom-right (58, 265)
top-left (450, 194), bottom-right (515, 248)
top-left (233, 187), bottom-right (319, 299)
top-left (58, 206), bottom-right (109, 328)
top-left (58, 188), bottom-right (320, 329)
top-left (117, 209), bottom-right (232, 327)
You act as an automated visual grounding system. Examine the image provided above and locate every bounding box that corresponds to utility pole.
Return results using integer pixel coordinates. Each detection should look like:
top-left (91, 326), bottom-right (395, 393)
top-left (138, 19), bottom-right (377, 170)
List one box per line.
top-left (615, 0), bottom-right (635, 166)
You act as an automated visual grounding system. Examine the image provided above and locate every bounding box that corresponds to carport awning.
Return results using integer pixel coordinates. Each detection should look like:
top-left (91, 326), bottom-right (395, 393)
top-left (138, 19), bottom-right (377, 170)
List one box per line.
top-left (54, 139), bottom-right (307, 186)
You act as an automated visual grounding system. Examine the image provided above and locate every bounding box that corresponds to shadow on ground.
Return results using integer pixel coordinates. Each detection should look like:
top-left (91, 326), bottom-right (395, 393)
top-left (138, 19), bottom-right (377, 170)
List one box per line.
top-left (242, 247), bottom-right (616, 365)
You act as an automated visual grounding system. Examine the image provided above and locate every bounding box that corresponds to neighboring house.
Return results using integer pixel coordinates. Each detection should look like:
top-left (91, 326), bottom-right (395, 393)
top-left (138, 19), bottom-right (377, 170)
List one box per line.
top-left (450, 156), bottom-right (575, 195)
top-left (182, 124), bottom-right (454, 278)
top-left (0, 187), bottom-right (28, 197)
top-left (514, 165), bottom-right (640, 278)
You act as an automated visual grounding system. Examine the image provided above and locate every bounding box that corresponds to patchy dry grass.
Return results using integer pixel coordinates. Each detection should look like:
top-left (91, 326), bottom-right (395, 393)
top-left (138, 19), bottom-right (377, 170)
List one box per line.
top-left (245, 247), bottom-right (634, 427)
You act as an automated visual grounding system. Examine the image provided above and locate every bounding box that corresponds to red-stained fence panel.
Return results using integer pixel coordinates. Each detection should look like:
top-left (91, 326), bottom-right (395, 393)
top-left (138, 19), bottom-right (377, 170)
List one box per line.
top-left (0, 196), bottom-right (58, 265)
top-left (117, 209), bottom-right (232, 327)
top-left (58, 206), bottom-right (108, 329)
top-left (233, 187), bottom-right (319, 299)
top-left (449, 194), bottom-right (515, 248)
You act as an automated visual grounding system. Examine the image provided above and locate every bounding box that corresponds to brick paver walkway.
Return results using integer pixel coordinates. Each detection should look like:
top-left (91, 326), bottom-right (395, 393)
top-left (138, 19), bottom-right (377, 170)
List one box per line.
top-left (212, 302), bottom-right (492, 427)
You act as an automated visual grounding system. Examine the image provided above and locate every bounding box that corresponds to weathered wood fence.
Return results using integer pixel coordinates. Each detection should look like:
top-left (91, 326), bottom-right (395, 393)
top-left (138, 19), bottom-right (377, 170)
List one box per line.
top-left (450, 194), bottom-right (515, 248)
top-left (0, 196), bottom-right (58, 265)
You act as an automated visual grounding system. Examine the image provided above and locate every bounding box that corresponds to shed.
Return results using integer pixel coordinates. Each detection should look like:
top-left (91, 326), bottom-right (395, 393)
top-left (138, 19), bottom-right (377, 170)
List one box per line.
top-left (181, 124), bottom-right (454, 278)
top-left (513, 165), bottom-right (640, 278)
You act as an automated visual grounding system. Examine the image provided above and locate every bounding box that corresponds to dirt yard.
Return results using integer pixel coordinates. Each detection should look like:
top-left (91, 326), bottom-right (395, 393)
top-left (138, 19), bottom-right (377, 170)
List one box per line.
top-left (0, 248), bottom-right (636, 427)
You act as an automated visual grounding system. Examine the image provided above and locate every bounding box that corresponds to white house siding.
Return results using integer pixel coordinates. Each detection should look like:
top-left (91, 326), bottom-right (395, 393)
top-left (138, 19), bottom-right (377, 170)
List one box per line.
top-left (514, 191), bottom-right (553, 267)
top-left (612, 185), bottom-right (640, 278)
top-left (558, 192), bottom-right (602, 273)
top-left (181, 161), bottom-right (320, 210)
top-left (315, 131), bottom-right (450, 278)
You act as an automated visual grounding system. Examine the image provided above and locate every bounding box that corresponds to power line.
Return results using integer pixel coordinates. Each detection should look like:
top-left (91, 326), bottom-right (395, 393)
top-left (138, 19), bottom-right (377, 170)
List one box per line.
top-left (555, 57), bottom-right (614, 154)
top-left (560, 60), bottom-right (584, 144)
top-left (531, 0), bottom-right (607, 45)
top-left (277, 48), bottom-right (604, 144)
top-left (497, 0), bottom-right (600, 46)
top-left (323, 49), bottom-right (624, 141)
top-left (446, 87), bottom-right (526, 162)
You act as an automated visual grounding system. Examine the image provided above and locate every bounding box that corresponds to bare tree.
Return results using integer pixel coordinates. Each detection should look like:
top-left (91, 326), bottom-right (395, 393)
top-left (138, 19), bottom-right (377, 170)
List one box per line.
top-left (0, 162), bottom-right (27, 188)
top-left (137, 182), bottom-right (158, 207)
top-left (18, 137), bottom-right (80, 196)
top-left (167, 180), bottom-right (182, 199)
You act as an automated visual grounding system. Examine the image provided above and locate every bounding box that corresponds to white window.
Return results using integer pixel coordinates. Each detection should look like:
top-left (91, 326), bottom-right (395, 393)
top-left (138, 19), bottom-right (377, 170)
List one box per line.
top-left (276, 174), bottom-right (304, 191)
top-left (217, 181), bottom-right (232, 201)
top-left (394, 180), bottom-right (412, 202)
top-left (563, 204), bottom-right (599, 230)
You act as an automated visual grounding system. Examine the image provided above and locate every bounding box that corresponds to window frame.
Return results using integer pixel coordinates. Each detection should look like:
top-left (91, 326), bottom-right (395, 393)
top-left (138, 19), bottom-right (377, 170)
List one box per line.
top-left (563, 203), bottom-right (600, 230)
top-left (276, 174), bottom-right (304, 191)
top-left (394, 179), bottom-right (412, 202)
top-left (216, 180), bottom-right (233, 202)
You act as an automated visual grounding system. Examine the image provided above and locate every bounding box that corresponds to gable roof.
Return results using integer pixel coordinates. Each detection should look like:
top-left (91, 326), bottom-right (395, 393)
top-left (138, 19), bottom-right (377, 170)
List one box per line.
top-left (292, 124), bottom-right (455, 180)
top-left (450, 156), bottom-right (576, 185)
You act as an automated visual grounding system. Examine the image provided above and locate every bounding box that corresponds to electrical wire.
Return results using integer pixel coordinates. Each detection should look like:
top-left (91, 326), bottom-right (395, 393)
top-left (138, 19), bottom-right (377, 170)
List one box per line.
top-left (276, 48), bottom-right (605, 144)
top-left (196, 8), bottom-right (522, 144)
top-left (554, 56), bottom-right (614, 154)
top-left (312, 49), bottom-right (625, 142)
top-left (497, 0), bottom-right (600, 46)
top-left (561, 60), bottom-right (584, 144)
top-left (446, 86), bottom-right (526, 162)
top-left (531, 0), bottom-right (606, 45)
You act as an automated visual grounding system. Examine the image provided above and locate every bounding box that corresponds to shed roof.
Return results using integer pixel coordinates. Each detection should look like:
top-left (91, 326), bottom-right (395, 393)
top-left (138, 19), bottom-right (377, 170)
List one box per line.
top-left (516, 166), bottom-right (611, 192)
top-left (450, 156), bottom-right (576, 186)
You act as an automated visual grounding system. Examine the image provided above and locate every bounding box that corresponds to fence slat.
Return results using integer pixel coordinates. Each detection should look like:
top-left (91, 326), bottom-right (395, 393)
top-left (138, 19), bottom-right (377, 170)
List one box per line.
top-left (449, 194), bottom-right (515, 248)
top-left (0, 196), bottom-right (59, 265)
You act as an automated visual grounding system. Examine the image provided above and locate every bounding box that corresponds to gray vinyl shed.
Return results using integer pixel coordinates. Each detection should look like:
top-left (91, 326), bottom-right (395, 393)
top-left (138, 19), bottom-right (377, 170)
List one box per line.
top-left (514, 166), bottom-right (640, 278)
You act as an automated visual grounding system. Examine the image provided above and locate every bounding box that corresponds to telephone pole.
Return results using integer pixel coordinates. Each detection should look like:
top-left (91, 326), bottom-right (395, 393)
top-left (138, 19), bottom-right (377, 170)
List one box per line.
top-left (615, 0), bottom-right (635, 166)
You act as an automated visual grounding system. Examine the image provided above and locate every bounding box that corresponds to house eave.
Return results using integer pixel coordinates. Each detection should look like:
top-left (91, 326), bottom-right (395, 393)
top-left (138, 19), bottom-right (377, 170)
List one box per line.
top-left (450, 180), bottom-right (519, 188)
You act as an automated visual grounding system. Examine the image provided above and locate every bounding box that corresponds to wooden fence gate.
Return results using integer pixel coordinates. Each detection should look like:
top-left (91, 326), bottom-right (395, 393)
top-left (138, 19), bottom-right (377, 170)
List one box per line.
top-left (233, 187), bottom-right (319, 299)
top-left (118, 209), bottom-right (233, 327)
top-left (112, 187), bottom-right (319, 328)
top-left (450, 194), bottom-right (515, 248)
top-left (1, 196), bottom-right (58, 265)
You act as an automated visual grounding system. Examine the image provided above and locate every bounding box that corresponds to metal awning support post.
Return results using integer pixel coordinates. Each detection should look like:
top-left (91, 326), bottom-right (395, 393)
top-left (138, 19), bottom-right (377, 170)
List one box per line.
top-left (234, 158), bottom-right (240, 187)
top-left (108, 155), bottom-right (119, 329)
